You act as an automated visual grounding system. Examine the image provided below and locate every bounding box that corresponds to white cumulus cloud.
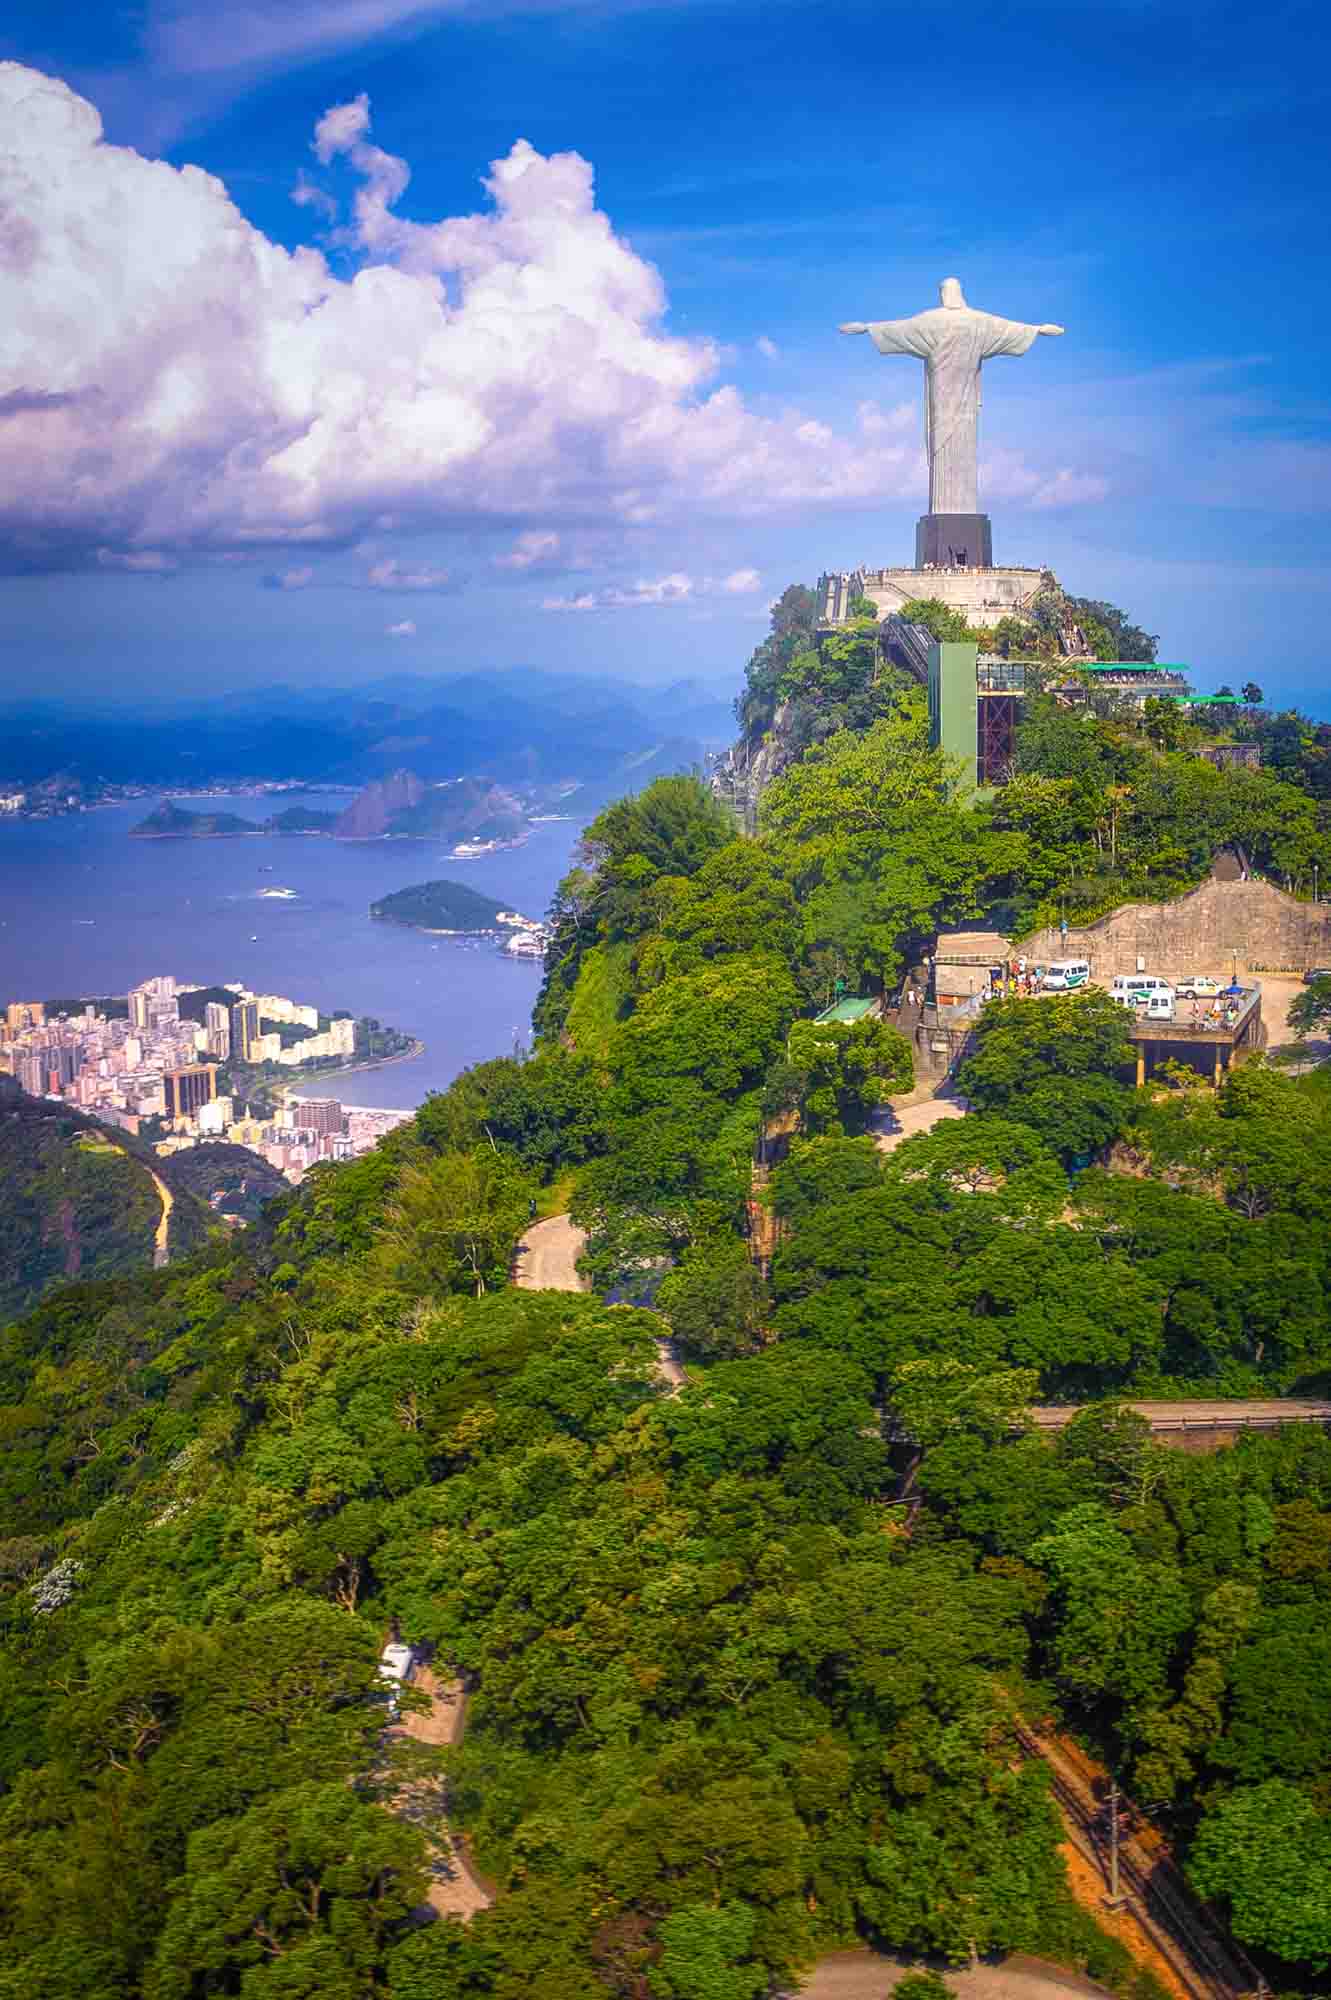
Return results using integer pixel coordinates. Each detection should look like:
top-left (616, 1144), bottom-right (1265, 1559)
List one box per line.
top-left (386, 618), bottom-right (417, 637)
top-left (364, 557), bottom-right (451, 590)
top-left (542, 568), bottom-right (760, 611)
top-left (95, 547), bottom-right (178, 572)
top-left (0, 64), bottom-right (1109, 573)
top-left (494, 529), bottom-right (561, 570)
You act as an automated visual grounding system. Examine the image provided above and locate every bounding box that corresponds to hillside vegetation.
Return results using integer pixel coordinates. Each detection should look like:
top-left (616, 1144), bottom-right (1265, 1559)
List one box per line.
top-left (3, 599), bottom-right (1331, 1999)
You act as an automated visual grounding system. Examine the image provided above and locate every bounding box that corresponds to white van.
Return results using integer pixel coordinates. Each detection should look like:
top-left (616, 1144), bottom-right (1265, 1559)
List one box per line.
top-left (1111, 974), bottom-right (1175, 1014)
top-left (1042, 959), bottom-right (1090, 990)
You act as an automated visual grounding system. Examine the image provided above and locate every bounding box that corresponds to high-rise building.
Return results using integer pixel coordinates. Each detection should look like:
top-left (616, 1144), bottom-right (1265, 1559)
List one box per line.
top-left (16, 1050), bottom-right (47, 1095)
top-left (205, 1002), bottom-right (231, 1060)
top-left (164, 1064), bottom-right (217, 1124)
top-left (129, 976), bottom-right (177, 1033)
top-left (6, 1002), bottom-right (45, 1033)
top-left (48, 1045), bottom-right (79, 1088)
top-left (230, 1001), bottom-right (260, 1062)
top-left (328, 1017), bottom-right (356, 1058)
top-left (292, 1098), bottom-right (347, 1136)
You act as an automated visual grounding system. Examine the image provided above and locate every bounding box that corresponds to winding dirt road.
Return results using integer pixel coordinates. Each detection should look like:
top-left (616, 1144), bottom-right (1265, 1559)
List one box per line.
top-left (394, 1668), bottom-right (494, 1919)
top-left (146, 1161), bottom-right (173, 1268)
top-left (102, 1134), bottom-right (173, 1268)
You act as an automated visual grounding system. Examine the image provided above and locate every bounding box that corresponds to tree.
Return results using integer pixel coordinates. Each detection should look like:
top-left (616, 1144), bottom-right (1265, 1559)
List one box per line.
top-left (612, 957), bottom-right (800, 1112)
top-left (375, 1146), bottom-right (535, 1296)
top-left (1289, 974), bottom-right (1331, 1038)
top-left (956, 991), bottom-right (1135, 1159)
top-left (1189, 1781), bottom-right (1331, 1968)
top-left (893, 1974), bottom-right (958, 2000)
top-left (785, 1015), bottom-right (914, 1136)
top-left (1141, 696), bottom-right (1187, 751)
top-left (150, 1783), bottom-right (429, 1999)
top-left (1029, 1503), bottom-right (1191, 1708)
top-left (769, 1135), bottom-right (882, 1228)
top-left (649, 1903), bottom-right (767, 2000)
top-left (1241, 682), bottom-right (1264, 707)
top-left (656, 1237), bottom-right (769, 1360)
top-left (897, 598), bottom-right (975, 644)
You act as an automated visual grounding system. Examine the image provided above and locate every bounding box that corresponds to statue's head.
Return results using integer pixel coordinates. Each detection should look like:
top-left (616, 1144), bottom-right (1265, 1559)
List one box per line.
top-left (939, 277), bottom-right (967, 308)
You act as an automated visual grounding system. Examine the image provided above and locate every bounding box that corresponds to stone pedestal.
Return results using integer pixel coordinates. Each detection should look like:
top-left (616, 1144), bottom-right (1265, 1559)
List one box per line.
top-left (915, 513), bottom-right (993, 570)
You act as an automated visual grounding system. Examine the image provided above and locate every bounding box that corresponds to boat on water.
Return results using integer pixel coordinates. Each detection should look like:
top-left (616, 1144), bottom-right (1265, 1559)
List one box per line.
top-left (257, 887), bottom-right (298, 900)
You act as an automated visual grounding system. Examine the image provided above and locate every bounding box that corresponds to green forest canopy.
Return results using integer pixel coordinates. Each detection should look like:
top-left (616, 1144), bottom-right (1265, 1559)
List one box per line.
top-left (3, 585), bottom-right (1331, 1999)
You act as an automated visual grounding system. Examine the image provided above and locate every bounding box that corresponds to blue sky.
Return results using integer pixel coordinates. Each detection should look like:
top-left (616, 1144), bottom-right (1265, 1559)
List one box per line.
top-left (2, 0), bottom-right (1328, 708)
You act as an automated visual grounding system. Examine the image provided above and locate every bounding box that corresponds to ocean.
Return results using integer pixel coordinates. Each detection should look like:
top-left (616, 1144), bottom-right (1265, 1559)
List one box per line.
top-left (0, 793), bottom-right (586, 1109)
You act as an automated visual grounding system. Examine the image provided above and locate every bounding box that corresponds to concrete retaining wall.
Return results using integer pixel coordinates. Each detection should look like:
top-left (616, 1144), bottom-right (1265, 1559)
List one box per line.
top-left (1023, 876), bottom-right (1331, 980)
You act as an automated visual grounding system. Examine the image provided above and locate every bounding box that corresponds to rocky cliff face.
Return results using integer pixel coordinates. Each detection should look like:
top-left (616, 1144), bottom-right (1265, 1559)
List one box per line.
top-left (334, 769), bottom-right (425, 838)
top-left (711, 702), bottom-right (804, 830)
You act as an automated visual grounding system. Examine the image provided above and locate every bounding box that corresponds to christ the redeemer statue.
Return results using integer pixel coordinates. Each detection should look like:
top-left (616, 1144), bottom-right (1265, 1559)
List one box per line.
top-left (841, 277), bottom-right (1063, 567)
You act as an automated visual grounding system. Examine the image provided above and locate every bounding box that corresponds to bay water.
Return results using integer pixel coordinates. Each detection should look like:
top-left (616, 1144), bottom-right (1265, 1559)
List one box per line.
top-left (0, 793), bottom-right (585, 1109)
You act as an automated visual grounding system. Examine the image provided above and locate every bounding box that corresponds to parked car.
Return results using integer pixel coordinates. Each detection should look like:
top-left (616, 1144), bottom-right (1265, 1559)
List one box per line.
top-left (1304, 967), bottom-right (1331, 984)
top-left (1176, 975), bottom-right (1221, 999)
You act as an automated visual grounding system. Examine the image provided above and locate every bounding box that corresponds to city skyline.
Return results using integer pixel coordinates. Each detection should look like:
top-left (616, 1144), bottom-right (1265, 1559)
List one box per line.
top-left (2, 0), bottom-right (1329, 708)
top-left (1, 973), bottom-right (405, 1182)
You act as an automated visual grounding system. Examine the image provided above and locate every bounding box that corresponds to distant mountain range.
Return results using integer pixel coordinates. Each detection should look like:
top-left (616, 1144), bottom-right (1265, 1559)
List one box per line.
top-left (0, 669), bottom-right (737, 795)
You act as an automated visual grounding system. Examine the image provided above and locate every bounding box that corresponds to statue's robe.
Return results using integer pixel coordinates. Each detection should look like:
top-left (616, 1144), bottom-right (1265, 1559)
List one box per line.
top-left (866, 306), bottom-right (1041, 515)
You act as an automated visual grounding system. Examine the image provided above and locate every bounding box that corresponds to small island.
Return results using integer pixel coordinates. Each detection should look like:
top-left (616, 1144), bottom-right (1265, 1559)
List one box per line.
top-left (130, 801), bottom-right (262, 838)
top-left (370, 877), bottom-right (510, 932)
top-left (266, 805), bottom-right (341, 834)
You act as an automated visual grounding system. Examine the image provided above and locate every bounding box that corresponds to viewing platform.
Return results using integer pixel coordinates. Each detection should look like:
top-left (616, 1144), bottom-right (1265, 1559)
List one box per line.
top-left (1127, 982), bottom-right (1262, 1085)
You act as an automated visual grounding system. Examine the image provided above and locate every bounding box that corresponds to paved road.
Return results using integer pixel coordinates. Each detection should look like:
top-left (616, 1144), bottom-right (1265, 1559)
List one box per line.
top-left (874, 1091), bottom-right (968, 1155)
top-left (793, 1952), bottom-right (1112, 2000)
top-left (514, 1213), bottom-right (687, 1392)
top-left (1029, 1397), bottom-right (1331, 1433)
top-left (514, 1213), bottom-right (590, 1292)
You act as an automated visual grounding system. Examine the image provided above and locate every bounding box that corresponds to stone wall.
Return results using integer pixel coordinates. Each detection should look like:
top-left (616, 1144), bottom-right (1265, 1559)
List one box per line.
top-left (859, 565), bottom-right (1043, 623)
top-left (1024, 876), bottom-right (1331, 980)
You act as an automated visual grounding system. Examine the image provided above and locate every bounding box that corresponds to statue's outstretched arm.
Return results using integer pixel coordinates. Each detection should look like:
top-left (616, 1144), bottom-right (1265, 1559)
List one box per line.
top-left (839, 322), bottom-right (868, 334)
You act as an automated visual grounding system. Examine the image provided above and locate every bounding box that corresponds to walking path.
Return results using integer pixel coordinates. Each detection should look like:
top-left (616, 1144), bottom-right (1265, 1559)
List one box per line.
top-left (794, 1954), bottom-right (1112, 2000)
top-left (393, 1667), bottom-right (494, 1920)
